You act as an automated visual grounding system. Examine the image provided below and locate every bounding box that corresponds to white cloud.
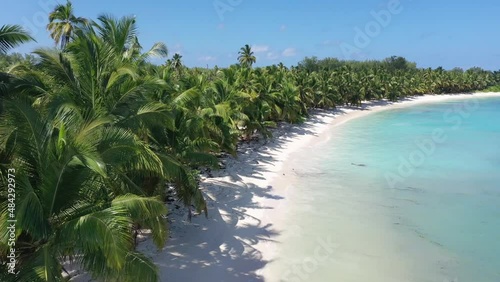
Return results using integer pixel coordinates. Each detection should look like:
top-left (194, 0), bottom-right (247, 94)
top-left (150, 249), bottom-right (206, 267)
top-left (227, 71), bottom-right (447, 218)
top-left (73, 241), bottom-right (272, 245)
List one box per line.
top-left (266, 52), bottom-right (279, 60)
top-left (198, 56), bottom-right (216, 62)
top-left (282, 48), bottom-right (297, 57)
top-left (252, 45), bottom-right (270, 53)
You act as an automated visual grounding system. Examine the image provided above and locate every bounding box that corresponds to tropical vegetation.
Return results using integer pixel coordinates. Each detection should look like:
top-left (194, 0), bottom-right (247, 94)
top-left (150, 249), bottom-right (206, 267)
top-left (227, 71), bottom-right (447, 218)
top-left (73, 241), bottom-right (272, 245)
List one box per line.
top-left (1, 2), bottom-right (499, 281)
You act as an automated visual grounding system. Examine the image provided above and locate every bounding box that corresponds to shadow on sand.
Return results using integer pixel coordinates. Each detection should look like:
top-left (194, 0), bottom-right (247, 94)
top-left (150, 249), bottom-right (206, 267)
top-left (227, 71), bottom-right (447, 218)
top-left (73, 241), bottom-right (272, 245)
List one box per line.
top-left (144, 109), bottom-right (345, 282)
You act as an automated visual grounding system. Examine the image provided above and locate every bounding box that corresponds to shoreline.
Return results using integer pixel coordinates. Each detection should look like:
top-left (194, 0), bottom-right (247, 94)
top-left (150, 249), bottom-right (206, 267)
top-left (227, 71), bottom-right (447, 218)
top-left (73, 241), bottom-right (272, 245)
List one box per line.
top-left (70, 92), bottom-right (500, 281)
top-left (153, 92), bottom-right (500, 282)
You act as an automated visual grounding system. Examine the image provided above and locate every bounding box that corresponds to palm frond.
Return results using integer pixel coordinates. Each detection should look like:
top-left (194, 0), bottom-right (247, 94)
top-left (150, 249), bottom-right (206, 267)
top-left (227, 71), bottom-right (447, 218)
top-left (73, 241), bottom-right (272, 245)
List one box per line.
top-left (111, 194), bottom-right (168, 248)
top-left (0, 25), bottom-right (34, 54)
top-left (141, 42), bottom-right (168, 61)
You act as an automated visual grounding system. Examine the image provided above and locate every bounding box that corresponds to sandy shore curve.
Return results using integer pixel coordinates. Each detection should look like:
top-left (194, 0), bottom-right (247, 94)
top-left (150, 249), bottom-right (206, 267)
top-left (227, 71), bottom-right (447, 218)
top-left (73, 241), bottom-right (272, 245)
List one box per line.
top-left (69, 92), bottom-right (500, 282)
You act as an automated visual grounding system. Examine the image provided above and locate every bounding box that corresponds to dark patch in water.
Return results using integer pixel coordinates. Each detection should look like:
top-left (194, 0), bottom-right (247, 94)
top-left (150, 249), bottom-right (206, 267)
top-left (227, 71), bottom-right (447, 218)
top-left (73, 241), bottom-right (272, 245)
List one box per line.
top-left (395, 186), bottom-right (425, 193)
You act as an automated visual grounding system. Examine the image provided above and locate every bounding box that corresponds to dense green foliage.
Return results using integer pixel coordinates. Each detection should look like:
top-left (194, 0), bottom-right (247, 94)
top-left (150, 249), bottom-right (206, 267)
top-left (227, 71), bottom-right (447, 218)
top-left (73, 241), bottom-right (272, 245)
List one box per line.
top-left (1, 2), bottom-right (499, 281)
top-left (0, 53), bottom-right (37, 71)
top-left (1, 16), bottom-right (173, 282)
top-left (483, 71), bottom-right (500, 92)
top-left (483, 85), bottom-right (500, 92)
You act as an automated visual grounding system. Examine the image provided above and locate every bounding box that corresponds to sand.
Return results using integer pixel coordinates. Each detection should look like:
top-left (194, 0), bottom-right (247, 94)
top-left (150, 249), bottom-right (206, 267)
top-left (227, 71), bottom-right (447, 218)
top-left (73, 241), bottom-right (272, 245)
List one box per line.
top-left (69, 92), bottom-right (500, 282)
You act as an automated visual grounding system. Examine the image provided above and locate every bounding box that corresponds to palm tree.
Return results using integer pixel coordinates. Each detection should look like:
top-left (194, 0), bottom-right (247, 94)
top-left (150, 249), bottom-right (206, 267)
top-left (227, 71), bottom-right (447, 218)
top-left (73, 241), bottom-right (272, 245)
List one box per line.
top-left (0, 16), bottom-right (178, 280)
top-left (0, 25), bottom-right (33, 115)
top-left (276, 80), bottom-right (303, 123)
top-left (47, 0), bottom-right (87, 49)
top-left (171, 53), bottom-right (183, 74)
top-left (238, 44), bottom-right (256, 68)
top-left (94, 14), bottom-right (168, 63)
top-left (0, 96), bottom-right (168, 282)
top-left (0, 25), bottom-right (34, 54)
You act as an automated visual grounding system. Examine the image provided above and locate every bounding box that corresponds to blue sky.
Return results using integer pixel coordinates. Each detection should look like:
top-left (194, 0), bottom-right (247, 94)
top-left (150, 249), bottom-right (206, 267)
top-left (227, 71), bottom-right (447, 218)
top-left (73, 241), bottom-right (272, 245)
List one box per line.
top-left (2, 0), bottom-right (500, 70)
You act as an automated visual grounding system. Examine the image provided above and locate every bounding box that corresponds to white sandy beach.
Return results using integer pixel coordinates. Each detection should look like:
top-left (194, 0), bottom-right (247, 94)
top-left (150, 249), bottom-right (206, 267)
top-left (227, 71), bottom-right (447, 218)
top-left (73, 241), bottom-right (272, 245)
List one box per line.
top-left (69, 92), bottom-right (500, 282)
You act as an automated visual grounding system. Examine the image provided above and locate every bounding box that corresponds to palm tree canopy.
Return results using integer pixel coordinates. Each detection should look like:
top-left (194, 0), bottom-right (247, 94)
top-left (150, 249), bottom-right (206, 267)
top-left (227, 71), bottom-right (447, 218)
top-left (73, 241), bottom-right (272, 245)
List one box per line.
top-left (238, 44), bottom-right (256, 68)
top-left (94, 14), bottom-right (168, 62)
top-left (170, 53), bottom-right (183, 73)
top-left (47, 0), bottom-right (88, 49)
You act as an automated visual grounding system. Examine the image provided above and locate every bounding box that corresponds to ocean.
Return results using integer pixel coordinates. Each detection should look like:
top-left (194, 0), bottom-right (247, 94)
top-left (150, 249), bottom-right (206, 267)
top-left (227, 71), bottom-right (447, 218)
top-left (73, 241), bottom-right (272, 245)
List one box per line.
top-left (266, 97), bottom-right (500, 282)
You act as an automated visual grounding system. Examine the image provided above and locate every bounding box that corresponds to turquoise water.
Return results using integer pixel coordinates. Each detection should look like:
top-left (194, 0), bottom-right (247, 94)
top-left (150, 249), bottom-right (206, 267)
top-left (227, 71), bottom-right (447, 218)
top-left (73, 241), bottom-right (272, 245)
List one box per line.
top-left (268, 97), bottom-right (500, 282)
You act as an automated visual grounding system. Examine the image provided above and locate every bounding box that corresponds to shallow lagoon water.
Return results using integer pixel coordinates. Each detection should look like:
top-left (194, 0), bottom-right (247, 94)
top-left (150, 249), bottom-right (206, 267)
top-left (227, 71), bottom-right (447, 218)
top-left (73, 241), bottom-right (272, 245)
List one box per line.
top-left (267, 97), bottom-right (500, 282)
